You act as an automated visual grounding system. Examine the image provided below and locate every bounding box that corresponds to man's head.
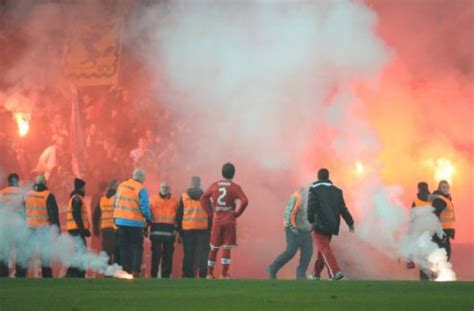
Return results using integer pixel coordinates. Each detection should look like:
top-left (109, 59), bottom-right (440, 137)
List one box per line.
top-left (7, 173), bottom-right (19, 186)
top-left (35, 174), bottom-right (46, 186)
top-left (317, 168), bottom-right (330, 181)
top-left (190, 176), bottom-right (201, 188)
top-left (160, 181), bottom-right (170, 196)
top-left (132, 168), bottom-right (146, 183)
top-left (222, 162), bottom-right (235, 180)
top-left (417, 182), bottom-right (430, 193)
top-left (74, 178), bottom-right (86, 192)
top-left (438, 180), bottom-right (450, 196)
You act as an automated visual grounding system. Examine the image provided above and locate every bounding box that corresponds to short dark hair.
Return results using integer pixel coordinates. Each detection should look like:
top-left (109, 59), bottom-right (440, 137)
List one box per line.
top-left (222, 162), bottom-right (235, 179)
top-left (317, 168), bottom-right (329, 180)
top-left (7, 173), bottom-right (19, 185)
top-left (438, 180), bottom-right (449, 190)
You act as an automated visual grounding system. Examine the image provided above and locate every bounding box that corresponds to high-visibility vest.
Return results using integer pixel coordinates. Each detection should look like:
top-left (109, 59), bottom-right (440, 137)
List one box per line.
top-left (413, 197), bottom-right (431, 208)
top-left (182, 192), bottom-right (208, 230)
top-left (24, 190), bottom-right (50, 228)
top-left (66, 194), bottom-right (90, 231)
top-left (99, 195), bottom-right (116, 229)
top-left (437, 196), bottom-right (455, 230)
top-left (284, 191), bottom-right (302, 228)
top-left (0, 186), bottom-right (23, 212)
top-left (150, 195), bottom-right (178, 224)
top-left (114, 179), bottom-right (145, 224)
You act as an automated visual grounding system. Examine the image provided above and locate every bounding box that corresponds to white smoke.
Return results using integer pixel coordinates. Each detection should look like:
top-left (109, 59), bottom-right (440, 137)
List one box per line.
top-left (0, 201), bottom-right (128, 278)
top-left (399, 206), bottom-right (456, 281)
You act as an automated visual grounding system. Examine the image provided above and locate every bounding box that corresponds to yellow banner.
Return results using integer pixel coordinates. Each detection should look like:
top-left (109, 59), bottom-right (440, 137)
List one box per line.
top-left (64, 19), bottom-right (122, 86)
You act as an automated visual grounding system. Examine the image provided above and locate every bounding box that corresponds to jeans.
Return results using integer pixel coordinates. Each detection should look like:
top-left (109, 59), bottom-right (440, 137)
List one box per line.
top-left (269, 228), bottom-right (313, 279)
top-left (150, 235), bottom-right (175, 278)
top-left (182, 230), bottom-right (210, 278)
top-left (117, 226), bottom-right (144, 276)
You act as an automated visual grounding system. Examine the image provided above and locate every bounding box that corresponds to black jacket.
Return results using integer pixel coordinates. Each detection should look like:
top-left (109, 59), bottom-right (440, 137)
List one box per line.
top-left (176, 187), bottom-right (208, 236)
top-left (69, 189), bottom-right (87, 233)
top-left (34, 183), bottom-right (60, 228)
top-left (92, 189), bottom-right (116, 235)
top-left (307, 180), bottom-right (354, 236)
top-left (432, 190), bottom-right (455, 239)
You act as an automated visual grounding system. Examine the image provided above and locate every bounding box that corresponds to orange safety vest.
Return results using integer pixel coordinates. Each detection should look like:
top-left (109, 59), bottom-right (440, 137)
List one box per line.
top-left (284, 191), bottom-right (302, 228)
top-left (24, 190), bottom-right (50, 228)
top-left (437, 196), bottom-right (455, 230)
top-left (182, 192), bottom-right (208, 230)
top-left (150, 195), bottom-right (178, 224)
top-left (66, 195), bottom-right (90, 231)
top-left (413, 197), bottom-right (431, 208)
top-left (114, 179), bottom-right (145, 224)
top-left (99, 195), bottom-right (116, 230)
top-left (0, 186), bottom-right (23, 212)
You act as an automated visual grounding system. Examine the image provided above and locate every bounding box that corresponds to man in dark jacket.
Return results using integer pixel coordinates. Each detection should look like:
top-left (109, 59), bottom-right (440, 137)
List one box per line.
top-left (307, 168), bottom-right (354, 280)
top-left (176, 176), bottom-right (211, 278)
top-left (20, 175), bottom-right (60, 278)
top-left (431, 180), bottom-right (455, 261)
top-left (65, 178), bottom-right (91, 278)
top-left (93, 180), bottom-right (119, 265)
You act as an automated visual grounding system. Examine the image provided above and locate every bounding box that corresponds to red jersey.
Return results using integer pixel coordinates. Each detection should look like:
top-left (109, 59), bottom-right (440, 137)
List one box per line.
top-left (200, 180), bottom-right (248, 225)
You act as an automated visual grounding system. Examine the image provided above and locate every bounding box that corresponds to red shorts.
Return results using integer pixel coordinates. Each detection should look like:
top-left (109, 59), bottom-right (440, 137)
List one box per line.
top-left (210, 223), bottom-right (236, 249)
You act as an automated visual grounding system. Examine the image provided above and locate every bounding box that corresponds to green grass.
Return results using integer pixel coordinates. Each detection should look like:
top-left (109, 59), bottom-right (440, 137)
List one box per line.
top-left (0, 279), bottom-right (473, 311)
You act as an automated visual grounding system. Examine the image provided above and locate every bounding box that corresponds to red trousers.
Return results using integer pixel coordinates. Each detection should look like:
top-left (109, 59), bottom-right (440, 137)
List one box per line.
top-left (313, 231), bottom-right (340, 278)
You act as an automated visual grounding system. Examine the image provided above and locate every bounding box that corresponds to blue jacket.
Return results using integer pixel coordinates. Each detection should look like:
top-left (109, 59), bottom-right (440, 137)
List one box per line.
top-left (115, 188), bottom-right (151, 228)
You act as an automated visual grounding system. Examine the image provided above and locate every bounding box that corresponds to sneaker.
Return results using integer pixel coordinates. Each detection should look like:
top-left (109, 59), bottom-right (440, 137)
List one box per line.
top-left (206, 274), bottom-right (215, 279)
top-left (331, 271), bottom-right (344, 281)
top-left (307, 275), bottom-right (320, 280)
top-left (266, 267), bottom-right (276, 280)
top-left (220, 274), bottom-right (231, 280)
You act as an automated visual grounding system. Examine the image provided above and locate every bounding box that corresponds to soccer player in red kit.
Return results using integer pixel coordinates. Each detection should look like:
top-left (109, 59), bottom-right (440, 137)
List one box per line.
top-left (200, 162), bottom-right (249, 279)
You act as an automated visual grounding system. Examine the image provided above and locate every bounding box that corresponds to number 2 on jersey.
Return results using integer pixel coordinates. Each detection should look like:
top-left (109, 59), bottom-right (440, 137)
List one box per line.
top-left (217, 187), bottom-right (227, 206)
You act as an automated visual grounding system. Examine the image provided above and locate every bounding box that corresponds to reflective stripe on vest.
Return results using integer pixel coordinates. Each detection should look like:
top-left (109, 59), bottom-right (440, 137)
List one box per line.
top-left (100, 195), bottom-right (116, 229)
top-left (182, 192), bottom-right (208, 230)
top-left (114, 179), bottom-right (145, 224)
top-left (150, 195), bottom-right (178, 224)
top-left (0, 186), bottom-right (23, 212)
top-left (66, 195), bottom-right (90, 231)
top-left (25, 190), bottom-right (50, 228)
top-left (437, 196), bottom-right (455, 230)
top-left (413, 197), bottom-right (431, 208)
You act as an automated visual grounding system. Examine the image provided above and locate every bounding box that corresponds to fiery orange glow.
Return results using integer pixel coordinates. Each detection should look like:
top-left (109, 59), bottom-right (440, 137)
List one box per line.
top-left (434, 158), bottom-right (455, 184)
top-left (113, 270), bottom-right (134, 280)
top-left (14, 112), bottom-right (30, 137)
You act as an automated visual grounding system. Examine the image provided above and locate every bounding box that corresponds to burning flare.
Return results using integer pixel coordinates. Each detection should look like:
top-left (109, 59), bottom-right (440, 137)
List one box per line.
top-left (434, 158), bottom-right (455, 183)
top-left (14, 112), bottom-right (30, 137)
top-left (355, 161), bottom-right (365, 176)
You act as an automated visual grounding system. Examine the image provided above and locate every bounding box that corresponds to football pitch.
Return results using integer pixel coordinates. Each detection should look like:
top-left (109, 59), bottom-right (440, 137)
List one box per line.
top-left (0, 279), bottom-right (473, 311)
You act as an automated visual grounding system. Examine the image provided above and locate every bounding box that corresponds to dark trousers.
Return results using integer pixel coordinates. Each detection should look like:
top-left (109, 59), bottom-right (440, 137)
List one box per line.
top-left (117, 226), bottom-right (144, 276)
top-left (16, 228), bottom-right (52, 278)
top-left (433, 235), bottom-right (452, 260)
top-left (102, 228), bottom-right (119, 265)
top-left (150, 235), bottom-right (175, 278)
top-left (182, 230), bottom-right (210, 278)
top-left (269, 228), bottom-right (313, 279)
top-left (66, 230), bottom-right (87, 278)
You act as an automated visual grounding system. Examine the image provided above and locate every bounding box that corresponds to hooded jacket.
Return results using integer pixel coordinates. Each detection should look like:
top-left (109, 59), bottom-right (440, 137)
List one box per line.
top-left (307, 180), bottom-right (354, 236)
top-left (176, 187), bottom-right (208, 235)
